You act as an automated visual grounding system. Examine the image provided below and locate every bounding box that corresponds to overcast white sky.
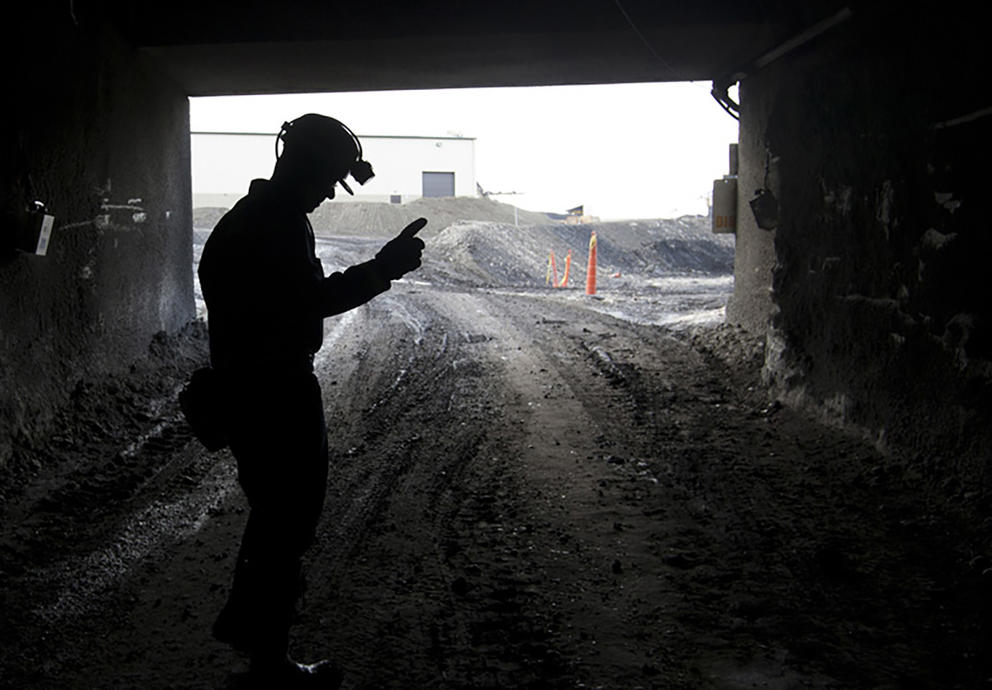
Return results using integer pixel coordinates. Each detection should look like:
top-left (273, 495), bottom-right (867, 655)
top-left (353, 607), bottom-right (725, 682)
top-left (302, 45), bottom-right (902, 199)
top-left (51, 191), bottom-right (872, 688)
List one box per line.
top-left (190, 81), bottom-right (739, 220)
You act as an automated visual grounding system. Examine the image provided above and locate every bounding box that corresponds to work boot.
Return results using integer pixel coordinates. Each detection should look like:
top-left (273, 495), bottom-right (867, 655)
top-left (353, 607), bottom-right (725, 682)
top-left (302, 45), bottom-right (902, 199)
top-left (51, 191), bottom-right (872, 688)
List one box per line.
top-left (248, 656), bottom-right (344, 689)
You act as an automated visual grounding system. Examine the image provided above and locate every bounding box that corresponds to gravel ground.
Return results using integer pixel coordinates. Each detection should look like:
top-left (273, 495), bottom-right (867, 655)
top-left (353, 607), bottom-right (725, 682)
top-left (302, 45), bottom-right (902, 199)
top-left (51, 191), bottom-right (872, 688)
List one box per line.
top-left (2, 202), bottom-right (989, 689)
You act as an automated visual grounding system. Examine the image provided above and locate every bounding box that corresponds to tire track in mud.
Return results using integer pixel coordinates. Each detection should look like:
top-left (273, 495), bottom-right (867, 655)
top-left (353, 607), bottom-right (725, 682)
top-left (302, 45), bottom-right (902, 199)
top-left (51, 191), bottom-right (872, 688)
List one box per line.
top-left (400, 291), bottom-right (588, 688)
top-left (425, 292), bottom-right (607, 688)
top-left (451, 293), bottom-right (689, 688)
top-left (10, 313), bottom-right (372, 634)
top-left (0, 287), bottom-right (498, 689)
top-left (391, 290), bottom-right (798, 689)
top-left (298, 288), bottom-right (509, 685)
top-left (3, 417), bottom-right (216, 615)
top-left (483, 292), bottom-right (992, 690)
top-left (8, 282), bottom-right (980, 689)
top-left (312, 292), bottom-right (445, 568)
top-left (484, 295), bottom-right (815, 687)
top-left (0, 410), bottom-right (240, 688)
top-left (295, 287), bottom-right (674, 688)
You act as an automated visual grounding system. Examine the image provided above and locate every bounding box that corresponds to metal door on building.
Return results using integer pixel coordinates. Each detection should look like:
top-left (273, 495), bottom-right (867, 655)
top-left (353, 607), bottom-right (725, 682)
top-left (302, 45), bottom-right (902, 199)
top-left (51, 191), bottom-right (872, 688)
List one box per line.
top-left (422, 171), bottom-right (455, 198)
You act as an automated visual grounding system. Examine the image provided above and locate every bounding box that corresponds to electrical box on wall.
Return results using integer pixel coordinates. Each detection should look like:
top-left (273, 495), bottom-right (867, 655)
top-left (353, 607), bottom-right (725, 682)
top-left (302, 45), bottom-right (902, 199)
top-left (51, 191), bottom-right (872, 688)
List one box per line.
top-left (22, 202), bottom-right (55, 255)
top-left (3, 201), bottom-right (55, 256)
top-left (712, 177), bottom-right (737, 234)
top-left (712, 143), bottom-right (738, 234)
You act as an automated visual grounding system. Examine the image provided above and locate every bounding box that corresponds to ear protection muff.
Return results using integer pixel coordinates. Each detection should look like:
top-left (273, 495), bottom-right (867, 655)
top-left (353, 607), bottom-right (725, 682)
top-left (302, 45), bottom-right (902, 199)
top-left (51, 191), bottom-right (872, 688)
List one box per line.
top-left (275, 114), bottom-right (375, 194)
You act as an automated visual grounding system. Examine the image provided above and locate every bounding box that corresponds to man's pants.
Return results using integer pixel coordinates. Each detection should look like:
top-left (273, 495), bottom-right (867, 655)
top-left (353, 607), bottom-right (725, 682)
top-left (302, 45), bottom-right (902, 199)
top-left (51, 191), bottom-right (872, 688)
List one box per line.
top-left (217, 371), bottom-right (328, 657)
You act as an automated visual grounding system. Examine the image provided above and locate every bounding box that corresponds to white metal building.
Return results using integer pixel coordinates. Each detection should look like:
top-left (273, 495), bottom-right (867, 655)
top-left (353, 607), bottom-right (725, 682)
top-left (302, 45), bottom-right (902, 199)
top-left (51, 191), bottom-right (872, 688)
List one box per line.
top-left (191, 131), bottom-right (477, 208)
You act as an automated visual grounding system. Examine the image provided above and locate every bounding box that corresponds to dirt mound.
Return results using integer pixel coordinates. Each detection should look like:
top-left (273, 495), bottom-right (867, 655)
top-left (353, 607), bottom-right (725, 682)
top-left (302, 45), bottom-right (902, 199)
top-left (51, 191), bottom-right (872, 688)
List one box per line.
top-left (589, 217), bottom-right (735, 274)
top-left (195, 197), bottom-right (733, 291)
top-left (308, 196), bottom-right (556, 238)
top-left (195, 196), bottom-right (556, 237)
top-left (419, 216), bottom-right (734, 288)
top-left (422, 222), bottom-right (550, 287)
top-left (0, 322), bottom-right (208, 509)
top-left (192, 207), bottom-right (227, 230)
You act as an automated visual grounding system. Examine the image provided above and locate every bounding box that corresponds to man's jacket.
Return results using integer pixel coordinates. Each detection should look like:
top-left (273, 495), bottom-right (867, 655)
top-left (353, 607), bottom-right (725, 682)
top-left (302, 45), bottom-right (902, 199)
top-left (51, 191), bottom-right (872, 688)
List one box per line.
top-left (198, 179), bottom-right (390, 373)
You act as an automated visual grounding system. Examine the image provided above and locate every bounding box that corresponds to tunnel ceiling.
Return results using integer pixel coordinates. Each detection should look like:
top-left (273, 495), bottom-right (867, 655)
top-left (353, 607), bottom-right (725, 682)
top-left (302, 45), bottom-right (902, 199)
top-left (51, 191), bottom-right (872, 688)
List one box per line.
top-left (94, 0), bottom-right (853, 96)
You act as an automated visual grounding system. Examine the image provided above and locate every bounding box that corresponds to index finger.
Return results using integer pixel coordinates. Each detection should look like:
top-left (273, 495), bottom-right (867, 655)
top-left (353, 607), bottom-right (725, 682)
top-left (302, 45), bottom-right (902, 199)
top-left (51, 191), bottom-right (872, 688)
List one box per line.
top-left (400, 217), bottom-right (428, 238)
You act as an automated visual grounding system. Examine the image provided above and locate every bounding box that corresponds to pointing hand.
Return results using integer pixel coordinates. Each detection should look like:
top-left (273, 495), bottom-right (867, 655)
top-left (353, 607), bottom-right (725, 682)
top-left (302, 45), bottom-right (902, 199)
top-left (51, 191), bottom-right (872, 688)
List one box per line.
top-left (375, 218), bottom-right (427, 280)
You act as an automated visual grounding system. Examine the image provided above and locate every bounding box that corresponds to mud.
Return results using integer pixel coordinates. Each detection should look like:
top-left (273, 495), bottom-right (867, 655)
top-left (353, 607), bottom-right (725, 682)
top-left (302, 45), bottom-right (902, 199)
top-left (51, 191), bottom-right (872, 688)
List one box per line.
top-left (1, 213), bottom-right (990, 689)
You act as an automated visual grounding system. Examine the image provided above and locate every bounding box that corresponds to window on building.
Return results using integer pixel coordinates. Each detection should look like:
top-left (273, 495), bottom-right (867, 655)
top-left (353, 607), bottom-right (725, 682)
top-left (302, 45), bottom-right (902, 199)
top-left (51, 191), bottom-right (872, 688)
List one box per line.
top-left (422, 171), bottom-right (455, 198)
top-left (390, 194), bottom-right (402, 204)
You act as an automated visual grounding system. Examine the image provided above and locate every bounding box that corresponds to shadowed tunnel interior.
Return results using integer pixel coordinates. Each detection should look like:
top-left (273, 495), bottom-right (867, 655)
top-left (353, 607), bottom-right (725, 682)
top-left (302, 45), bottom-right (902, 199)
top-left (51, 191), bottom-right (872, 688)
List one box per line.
top-left (1, 1), bottom-right (989, 687)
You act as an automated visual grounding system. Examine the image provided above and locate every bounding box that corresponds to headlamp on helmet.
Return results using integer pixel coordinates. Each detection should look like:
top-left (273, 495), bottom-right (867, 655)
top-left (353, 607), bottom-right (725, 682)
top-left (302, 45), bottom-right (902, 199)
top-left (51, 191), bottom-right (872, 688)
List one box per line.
top-left (275, 114), bottom-right (375, 194)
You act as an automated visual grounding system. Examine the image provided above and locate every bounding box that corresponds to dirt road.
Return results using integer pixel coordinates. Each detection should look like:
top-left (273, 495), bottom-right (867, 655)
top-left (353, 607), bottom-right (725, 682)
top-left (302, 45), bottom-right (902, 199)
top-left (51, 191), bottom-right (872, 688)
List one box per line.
top-left (2, 277), bottom-right (989, 689)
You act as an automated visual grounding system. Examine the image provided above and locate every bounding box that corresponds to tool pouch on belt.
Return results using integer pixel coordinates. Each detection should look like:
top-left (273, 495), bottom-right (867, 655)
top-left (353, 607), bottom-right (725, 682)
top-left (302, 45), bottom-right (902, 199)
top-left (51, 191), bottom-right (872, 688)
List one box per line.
top-left (179, 367), bottom-right (228, 451)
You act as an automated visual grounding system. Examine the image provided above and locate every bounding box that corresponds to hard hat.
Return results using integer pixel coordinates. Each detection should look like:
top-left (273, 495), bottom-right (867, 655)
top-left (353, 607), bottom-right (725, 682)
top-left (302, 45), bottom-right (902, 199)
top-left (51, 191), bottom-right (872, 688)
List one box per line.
top-left (275, 114), bottom-right (374, 193)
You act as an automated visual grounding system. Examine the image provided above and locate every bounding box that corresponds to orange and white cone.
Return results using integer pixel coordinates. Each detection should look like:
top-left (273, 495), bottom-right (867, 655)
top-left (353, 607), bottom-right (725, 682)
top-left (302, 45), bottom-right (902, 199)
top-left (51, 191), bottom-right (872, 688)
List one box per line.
top-left (546, 250), bottom-right (560, 286)
top-left (585, 231), bottom-right (597, 295)
top-left (559, 250), bottom-right (572, 288)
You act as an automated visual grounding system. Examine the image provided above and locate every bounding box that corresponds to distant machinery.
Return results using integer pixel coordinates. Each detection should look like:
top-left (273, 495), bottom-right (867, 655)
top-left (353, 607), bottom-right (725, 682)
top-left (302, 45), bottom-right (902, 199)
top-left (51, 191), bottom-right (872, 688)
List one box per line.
top-left (565, 204), bottom-right (597, 224)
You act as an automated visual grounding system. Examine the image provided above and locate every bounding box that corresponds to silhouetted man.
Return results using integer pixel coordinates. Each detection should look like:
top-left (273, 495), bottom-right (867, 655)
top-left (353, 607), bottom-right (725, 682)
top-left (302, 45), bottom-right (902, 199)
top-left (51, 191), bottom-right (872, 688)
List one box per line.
top-left (197, 113), bottom-right (425, 687)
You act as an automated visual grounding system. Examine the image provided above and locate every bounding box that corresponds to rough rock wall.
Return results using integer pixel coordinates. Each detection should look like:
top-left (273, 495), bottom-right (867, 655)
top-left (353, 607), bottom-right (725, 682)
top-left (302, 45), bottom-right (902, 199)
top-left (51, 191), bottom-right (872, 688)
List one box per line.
top-left (0, 15), bottom-right (194, 466)
top-left (743, 8), bottom-right (990, 487)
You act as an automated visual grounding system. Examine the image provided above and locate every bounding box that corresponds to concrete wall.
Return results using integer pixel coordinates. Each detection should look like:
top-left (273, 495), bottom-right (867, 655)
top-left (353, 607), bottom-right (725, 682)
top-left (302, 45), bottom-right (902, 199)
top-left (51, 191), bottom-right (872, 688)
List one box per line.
top-left (0, 17), bottom-right (194, 466)
top-left (725, 73), bottom-right (777, 333)
top-left (733, 9), bottom-right (990, 487)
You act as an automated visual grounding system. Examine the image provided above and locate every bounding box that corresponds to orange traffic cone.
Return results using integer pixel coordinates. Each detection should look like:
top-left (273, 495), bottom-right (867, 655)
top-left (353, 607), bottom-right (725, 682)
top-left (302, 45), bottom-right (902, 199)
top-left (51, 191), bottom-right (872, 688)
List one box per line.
top-left (546, 250), bottom-right (560, 286)
top-left (559, 250), bottom-right (572, 288)
top-left (585, 231), bottom-right (597, 295)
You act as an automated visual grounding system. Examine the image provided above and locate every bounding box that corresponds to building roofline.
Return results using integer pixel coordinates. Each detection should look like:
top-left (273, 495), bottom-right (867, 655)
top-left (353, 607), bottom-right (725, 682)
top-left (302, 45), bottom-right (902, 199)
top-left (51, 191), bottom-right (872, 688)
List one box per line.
top-left (190, 131), bottom-right (475, 140)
